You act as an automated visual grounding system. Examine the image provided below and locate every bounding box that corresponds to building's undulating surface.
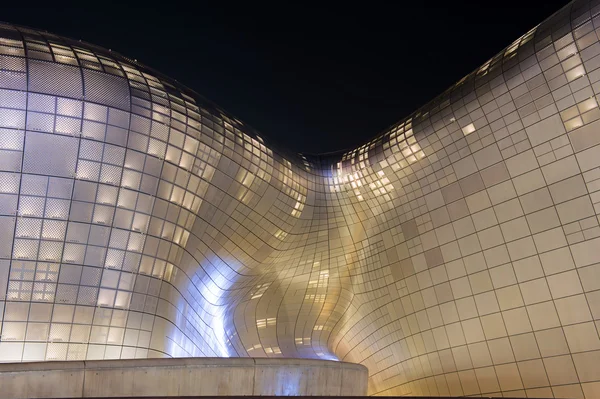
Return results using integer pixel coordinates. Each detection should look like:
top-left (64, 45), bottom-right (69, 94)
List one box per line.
top-left (1, 0), bottom-right (600, 397)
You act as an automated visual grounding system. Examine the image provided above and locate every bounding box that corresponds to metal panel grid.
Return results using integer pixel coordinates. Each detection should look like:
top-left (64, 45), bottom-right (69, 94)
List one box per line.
top-left (2, 2), bottom-right (600, 396)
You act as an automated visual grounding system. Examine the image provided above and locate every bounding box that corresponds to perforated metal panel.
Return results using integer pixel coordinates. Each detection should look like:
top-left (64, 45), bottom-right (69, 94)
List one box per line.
top-left (23, 132), bottom-right (78, 178)
top-left (28, 60), bottom-right (83, 98)
top-left (82, 69), bottom-right (130, 111)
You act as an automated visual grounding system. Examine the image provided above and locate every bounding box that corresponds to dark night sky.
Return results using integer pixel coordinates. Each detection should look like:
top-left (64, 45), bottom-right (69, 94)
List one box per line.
top-left (4, 1), bottom-right (568, 154)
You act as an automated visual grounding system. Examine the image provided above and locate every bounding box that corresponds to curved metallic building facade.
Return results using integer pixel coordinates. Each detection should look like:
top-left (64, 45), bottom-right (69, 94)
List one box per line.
top-left (2, 1), bottom-right (600, 396)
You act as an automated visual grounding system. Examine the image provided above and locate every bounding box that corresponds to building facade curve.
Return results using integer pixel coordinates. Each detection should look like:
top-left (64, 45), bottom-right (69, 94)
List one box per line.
top-left (1, 0), bottom-right (600, 396)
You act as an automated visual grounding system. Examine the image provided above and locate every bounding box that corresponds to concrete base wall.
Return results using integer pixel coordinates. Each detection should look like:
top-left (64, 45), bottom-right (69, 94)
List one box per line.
top-left (0, 357), bottom-right (368, 398)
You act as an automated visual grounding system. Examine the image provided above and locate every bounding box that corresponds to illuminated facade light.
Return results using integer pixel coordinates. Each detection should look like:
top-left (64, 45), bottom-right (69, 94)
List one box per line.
top-left (462, 123), bottom-right (476, 136)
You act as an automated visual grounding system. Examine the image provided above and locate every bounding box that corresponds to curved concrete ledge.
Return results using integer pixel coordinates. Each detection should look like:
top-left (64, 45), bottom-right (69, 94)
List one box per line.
top-left (0, 357), bottom-right (368, 398)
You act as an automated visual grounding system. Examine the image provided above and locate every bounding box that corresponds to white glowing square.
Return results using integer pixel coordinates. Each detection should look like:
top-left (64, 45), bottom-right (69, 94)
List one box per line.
top-left (462, 123), bottom-right (476, 135)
